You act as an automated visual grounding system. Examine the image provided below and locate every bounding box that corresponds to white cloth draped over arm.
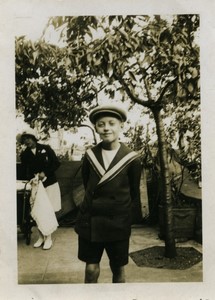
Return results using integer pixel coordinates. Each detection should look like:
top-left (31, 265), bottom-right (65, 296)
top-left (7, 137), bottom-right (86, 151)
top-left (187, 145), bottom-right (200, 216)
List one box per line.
top-left (30, 178), bottom-right (58, 236)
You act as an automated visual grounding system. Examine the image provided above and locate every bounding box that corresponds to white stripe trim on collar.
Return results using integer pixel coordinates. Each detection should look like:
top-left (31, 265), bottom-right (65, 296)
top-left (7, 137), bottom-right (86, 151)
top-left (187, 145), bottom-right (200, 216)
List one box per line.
top-left (86, 148), bottom-right (106, 177)
top-left (98, 151), bottom-right (138, 185)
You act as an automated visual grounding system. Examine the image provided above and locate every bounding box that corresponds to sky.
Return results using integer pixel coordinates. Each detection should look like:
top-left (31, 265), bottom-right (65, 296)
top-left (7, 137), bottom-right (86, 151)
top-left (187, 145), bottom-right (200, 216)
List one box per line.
top-left (14, 16), bottom-right (65, 46)
top-left (14, 16), bottom-right (49, 40)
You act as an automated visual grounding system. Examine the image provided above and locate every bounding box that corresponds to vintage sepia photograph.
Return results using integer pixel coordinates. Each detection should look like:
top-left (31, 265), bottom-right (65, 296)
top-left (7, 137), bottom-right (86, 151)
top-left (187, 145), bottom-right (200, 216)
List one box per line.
top-left (16, 14), bottom-right (202, 284)
top-left (1, 0), bottom-right (215, 299)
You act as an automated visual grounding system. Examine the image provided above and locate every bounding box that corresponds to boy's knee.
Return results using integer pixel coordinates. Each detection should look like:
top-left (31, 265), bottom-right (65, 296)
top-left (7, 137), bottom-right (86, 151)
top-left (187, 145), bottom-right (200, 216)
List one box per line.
top-left (85, 263), bottom-right (100, 283)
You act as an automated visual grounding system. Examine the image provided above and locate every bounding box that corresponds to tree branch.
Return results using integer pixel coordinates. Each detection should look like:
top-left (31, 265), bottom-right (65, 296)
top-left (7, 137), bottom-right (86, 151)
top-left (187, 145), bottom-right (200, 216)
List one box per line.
top-left (143, 77), bottom-right (152, 101)
top-left (156, 77), bottom-right (178, 106)
top-left (114, 72), bottom-right (152, 108)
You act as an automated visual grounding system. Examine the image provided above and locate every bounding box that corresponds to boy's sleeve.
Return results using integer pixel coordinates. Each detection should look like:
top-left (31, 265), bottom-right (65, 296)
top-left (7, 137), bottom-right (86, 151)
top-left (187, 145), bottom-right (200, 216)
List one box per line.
top-left (128, 157), bottom-right (143, 223)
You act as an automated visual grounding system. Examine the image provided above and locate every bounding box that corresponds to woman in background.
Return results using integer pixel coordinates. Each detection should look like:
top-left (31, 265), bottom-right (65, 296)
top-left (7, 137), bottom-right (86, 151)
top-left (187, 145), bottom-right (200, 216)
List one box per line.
top-left (18, 130), bottom-right (61, 250)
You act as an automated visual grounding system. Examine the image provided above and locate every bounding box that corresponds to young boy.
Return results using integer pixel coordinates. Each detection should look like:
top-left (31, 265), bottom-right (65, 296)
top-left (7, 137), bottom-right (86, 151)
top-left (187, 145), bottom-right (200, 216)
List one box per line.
top-left (75, 104), bottom-right (142, 283)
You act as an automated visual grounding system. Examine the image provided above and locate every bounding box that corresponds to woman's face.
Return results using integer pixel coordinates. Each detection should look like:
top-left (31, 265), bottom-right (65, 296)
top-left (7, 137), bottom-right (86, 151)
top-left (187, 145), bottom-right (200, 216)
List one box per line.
top-left (23, 136), bottom-right (36, 149)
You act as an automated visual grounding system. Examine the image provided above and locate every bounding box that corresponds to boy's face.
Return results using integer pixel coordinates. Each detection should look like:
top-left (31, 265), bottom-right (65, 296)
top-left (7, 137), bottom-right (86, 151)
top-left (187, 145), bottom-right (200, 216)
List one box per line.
top-left (95, 116), bottom-right (124, 144)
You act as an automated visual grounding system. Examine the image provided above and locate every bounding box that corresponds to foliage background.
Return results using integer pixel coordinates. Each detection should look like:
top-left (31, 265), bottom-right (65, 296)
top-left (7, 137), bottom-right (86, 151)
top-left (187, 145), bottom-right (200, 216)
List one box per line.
top-left (15, 15), bottom-right (201, 181)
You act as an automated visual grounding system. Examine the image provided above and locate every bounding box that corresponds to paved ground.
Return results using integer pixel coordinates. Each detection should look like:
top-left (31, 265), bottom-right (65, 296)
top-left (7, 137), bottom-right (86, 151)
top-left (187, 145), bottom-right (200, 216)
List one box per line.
top-left (18, 224), bottom-right (202, 284)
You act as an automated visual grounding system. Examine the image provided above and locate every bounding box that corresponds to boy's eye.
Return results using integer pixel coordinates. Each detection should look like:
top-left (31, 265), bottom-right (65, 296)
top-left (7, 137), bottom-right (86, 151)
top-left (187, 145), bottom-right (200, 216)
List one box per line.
top-left (97, 122), bottom-right (115, 127)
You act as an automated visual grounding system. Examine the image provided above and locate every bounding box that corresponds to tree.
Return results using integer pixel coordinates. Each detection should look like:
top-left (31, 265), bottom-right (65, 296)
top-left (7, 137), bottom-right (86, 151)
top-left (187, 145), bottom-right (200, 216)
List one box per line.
top-left (16, 36), bottom-right (94, 133)
top-left (16, 15), bottom-right (200, 258)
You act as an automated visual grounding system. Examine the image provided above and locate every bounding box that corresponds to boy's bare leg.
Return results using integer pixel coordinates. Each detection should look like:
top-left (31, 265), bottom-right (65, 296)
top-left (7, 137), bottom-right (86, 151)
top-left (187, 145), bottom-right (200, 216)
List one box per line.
top-left (85, 263), bottom-right (100, 283)
top-left (110, 265), bottom-right (125, 283)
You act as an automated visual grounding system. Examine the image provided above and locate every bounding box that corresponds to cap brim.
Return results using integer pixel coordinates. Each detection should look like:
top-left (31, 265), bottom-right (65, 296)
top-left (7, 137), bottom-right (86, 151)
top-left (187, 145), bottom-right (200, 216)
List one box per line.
top-left (89, 106), bottom-right (127, 124)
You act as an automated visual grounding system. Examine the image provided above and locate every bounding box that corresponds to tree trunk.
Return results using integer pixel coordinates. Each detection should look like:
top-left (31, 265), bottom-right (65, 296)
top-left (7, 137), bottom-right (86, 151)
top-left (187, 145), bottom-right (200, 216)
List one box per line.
top-left (153, 109), bottom-right (177, 258)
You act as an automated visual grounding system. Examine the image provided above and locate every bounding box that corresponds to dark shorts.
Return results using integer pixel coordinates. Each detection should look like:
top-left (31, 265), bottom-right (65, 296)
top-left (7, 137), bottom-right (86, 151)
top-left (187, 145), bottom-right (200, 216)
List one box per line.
top-left (78, 236), bottom-right (129, 268)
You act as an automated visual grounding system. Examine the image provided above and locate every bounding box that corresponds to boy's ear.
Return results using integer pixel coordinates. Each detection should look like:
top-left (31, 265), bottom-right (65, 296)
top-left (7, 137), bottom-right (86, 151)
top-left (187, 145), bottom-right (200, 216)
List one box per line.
top-left (120, 122), bottom-right (124, 129)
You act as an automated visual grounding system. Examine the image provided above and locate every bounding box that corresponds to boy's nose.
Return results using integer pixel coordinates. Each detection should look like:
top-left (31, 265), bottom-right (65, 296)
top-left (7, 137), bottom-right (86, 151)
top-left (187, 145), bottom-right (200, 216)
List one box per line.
top-left (104, 125), bottom-right (110, 130)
